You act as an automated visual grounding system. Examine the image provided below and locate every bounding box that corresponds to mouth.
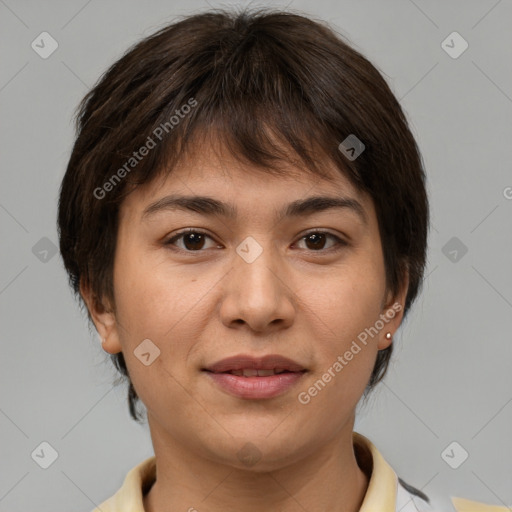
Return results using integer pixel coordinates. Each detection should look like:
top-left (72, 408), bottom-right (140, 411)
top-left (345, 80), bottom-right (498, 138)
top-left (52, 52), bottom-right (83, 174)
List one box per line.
top-left (203, 354), bottom-right (306, 374)
top-left (202, 354), bottom-right (307, 399)
top-left (210, 368), bottom-right (298, 377)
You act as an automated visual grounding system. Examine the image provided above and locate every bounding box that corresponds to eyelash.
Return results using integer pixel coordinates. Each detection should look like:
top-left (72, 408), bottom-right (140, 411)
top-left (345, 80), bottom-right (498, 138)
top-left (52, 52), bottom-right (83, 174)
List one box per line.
top-left (164, 228), bottom-right (348, 254)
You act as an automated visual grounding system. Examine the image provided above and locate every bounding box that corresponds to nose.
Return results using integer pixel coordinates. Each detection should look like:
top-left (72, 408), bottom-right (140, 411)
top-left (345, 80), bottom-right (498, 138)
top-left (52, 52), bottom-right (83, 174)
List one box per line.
top-left (219, 239), bottom-right (296, 333)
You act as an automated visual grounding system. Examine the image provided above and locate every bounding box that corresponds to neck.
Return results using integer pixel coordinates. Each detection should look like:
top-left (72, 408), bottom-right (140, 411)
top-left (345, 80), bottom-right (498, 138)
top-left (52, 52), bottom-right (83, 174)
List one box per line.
top-left (143, 418), bottom-right (369, 512)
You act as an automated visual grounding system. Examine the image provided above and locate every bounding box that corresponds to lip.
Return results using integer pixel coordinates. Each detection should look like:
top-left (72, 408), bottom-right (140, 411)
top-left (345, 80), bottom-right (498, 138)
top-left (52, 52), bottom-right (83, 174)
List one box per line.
top-left (204, 354), bottom-right (306, 373)
top-left (203, 354), bottom-right (307, 400)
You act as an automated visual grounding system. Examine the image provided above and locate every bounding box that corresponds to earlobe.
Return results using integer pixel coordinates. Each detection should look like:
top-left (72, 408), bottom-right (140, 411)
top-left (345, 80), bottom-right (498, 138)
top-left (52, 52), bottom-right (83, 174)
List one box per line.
top-left (378, 331), bottom-right (393, 351)
top-left (378, 269), bottom-right (409, 350)
top-left (101, 336), bottom-right (122, 354)
top-left (80, 279), bottom-right (122, 354)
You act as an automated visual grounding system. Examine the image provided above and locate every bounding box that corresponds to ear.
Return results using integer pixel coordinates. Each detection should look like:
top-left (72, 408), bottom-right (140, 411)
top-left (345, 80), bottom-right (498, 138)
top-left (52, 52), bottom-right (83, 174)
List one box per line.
top-left (377, 267), bottom-right (409, 351)
top-left (80, 278), bottom-right (122, 354)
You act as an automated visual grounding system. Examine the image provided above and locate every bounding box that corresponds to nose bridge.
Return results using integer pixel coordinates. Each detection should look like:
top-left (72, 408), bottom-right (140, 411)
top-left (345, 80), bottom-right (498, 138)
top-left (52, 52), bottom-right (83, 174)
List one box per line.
top-left (235, 234), bottom-right (282, 302)
top-left (221, 234), bottom-right (294, 331)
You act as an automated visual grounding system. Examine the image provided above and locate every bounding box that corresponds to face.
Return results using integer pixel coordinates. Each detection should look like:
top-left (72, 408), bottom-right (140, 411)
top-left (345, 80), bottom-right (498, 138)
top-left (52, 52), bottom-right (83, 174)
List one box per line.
top-left (87, 143), bottom-right (407, 471)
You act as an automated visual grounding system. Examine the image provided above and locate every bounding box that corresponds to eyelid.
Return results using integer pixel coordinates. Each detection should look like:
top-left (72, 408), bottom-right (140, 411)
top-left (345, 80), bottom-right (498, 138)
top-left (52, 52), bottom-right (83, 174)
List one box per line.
top-left (295, 227), bottom-right (347, 241)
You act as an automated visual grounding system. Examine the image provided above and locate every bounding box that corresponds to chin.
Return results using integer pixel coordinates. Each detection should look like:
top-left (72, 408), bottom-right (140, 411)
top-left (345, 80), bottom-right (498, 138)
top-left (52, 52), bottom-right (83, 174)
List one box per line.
top-left (199, 429), bottom-right (312, 473)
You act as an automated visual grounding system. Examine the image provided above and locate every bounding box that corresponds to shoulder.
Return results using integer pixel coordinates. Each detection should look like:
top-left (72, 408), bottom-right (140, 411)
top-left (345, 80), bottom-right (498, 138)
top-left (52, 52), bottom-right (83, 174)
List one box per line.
top-left (450, 497), bottom-right (511, 512)
top-left (90, 456), bottom-right (156, 512)
top-left (396, 478), bottom-right (511, 512)
top-left (353, 432), bottom-right (509, 512)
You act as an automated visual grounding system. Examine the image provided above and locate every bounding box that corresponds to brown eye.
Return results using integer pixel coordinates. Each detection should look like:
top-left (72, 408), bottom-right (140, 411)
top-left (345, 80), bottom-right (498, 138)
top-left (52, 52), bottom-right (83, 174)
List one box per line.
top-left (164, 229), bottom-right (346, 254)
top-left (304, 232), bottom-right (327, 250)
top-left (165, 230), bottom-right (217, 251)
top-left (296, 231), bottom-right (347, 252)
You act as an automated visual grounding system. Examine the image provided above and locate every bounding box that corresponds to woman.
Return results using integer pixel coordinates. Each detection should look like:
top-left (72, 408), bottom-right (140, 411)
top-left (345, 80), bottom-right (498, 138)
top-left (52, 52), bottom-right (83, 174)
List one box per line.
top-left (57, 8), bottom-right (503, 512)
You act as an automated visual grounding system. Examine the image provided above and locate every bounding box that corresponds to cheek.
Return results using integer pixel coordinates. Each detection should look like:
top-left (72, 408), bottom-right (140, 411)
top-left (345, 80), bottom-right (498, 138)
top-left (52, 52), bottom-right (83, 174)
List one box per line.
top-left (296, 288), bottom-right (379, 436)
top-left (303, 254), bottom-right (386, 345)
top-left (113, 245), bottom-right (201, 340)
top-left (110, 247), bottom-right (216, 400)
top-left (295, 255), bottom-right (385, 407)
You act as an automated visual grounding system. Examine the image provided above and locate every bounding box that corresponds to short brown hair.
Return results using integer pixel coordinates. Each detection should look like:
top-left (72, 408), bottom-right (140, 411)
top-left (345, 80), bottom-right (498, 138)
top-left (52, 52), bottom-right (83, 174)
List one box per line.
top-left (58, 7), bottom-right (429, 421)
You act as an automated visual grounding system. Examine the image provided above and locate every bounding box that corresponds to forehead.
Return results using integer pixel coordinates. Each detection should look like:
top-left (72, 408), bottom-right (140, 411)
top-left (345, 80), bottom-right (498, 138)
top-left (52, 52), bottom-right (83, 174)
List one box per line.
top-left (123, 140), bottom-right (367, 212)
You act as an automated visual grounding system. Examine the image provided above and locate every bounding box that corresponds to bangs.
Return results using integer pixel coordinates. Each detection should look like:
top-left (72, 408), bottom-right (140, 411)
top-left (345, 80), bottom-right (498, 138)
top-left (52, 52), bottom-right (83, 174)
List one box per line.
top-left (150, 106), bottom-right (350, 189)
top-left (91, 11), bottom-right (369, 200)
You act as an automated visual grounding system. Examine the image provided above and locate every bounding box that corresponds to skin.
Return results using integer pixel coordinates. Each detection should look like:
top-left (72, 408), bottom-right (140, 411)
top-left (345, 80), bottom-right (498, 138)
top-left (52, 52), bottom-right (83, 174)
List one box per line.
top-left (82, 142), bottom-right (408, 512)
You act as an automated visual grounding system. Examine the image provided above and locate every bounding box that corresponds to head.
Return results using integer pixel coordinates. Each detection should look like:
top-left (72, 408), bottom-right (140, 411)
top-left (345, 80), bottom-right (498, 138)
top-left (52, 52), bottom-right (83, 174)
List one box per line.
top-left (58, 8), bottom-right (428, 465)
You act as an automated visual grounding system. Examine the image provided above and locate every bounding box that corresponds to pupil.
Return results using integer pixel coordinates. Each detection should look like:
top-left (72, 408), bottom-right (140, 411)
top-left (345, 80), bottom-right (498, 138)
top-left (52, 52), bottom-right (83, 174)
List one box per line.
top-left (306, 233), bottom-right (325, 250)
top-left (185, 233), bottom-right (204, 250)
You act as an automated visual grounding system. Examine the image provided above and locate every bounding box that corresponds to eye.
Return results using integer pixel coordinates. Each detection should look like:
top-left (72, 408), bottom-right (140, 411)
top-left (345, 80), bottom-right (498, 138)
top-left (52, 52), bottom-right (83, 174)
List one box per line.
top-left (294, 230), bottom-right (347, 252)
top-left (164, 228), bottom-right (348, 253)
top-left (164, 229), bottom-right (219, 251)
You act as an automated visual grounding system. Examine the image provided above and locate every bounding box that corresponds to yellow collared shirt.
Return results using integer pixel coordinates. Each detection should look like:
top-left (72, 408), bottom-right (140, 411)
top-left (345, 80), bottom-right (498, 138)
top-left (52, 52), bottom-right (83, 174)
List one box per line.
top-left (91, 432), bottom-right (508, 512)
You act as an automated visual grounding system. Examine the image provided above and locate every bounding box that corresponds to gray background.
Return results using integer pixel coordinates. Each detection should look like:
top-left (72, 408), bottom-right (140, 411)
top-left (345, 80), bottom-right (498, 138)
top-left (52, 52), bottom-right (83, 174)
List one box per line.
top-left (1, 0), bottom-right (511, 511)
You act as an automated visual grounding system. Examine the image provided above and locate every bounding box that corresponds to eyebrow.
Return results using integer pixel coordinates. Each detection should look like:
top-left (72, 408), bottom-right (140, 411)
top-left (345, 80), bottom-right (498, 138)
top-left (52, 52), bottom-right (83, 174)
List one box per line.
top-left (142, 194), bottom-right (368, 225)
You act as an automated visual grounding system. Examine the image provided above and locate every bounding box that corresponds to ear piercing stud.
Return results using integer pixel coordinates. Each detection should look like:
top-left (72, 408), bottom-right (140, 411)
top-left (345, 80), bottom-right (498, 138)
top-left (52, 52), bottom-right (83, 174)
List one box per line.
top-left (385, 332), bottom-right (392, 340)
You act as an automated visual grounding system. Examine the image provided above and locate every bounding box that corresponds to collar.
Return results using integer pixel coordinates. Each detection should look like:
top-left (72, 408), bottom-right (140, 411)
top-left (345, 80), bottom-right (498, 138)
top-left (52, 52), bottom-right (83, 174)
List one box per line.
top-left (92, 432), bottom-right (506, 512)
top-left (450, 497), bottom-right (511, 512)
top-left (352, 431), bottom-right (398, 511)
